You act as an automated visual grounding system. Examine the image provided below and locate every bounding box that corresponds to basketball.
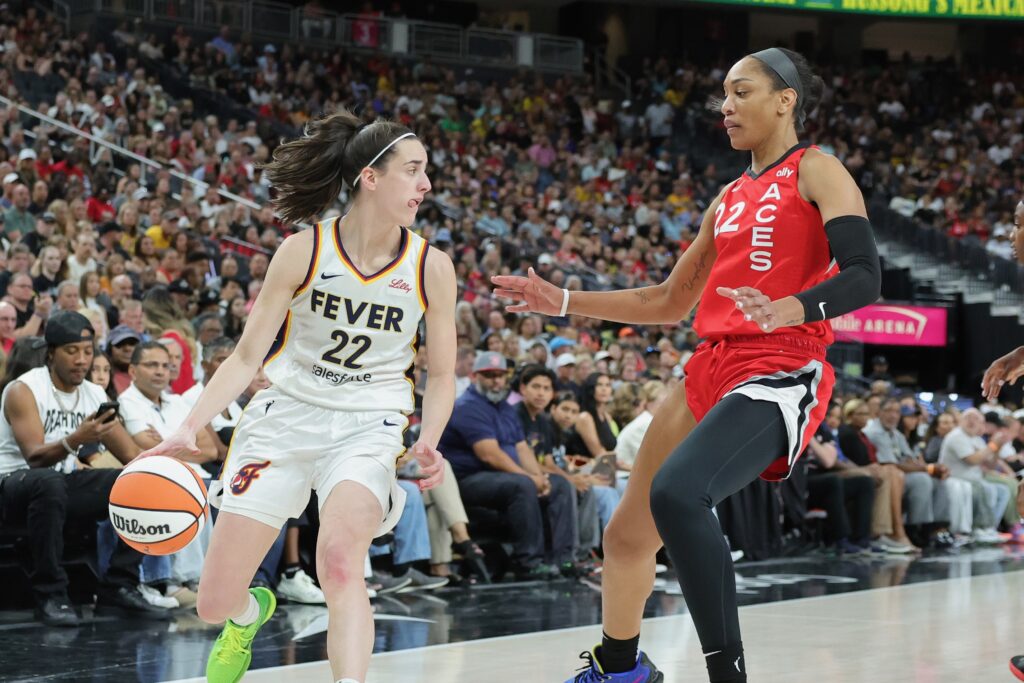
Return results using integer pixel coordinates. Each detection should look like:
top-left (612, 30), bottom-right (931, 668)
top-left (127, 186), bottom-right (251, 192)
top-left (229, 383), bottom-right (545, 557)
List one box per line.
top-left (108, 456), bottom-right (209, 556)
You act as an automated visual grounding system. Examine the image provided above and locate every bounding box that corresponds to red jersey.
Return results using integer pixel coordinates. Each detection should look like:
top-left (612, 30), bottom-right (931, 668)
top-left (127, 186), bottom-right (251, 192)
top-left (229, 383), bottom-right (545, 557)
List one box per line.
top-left (693, 144), bottom-right (836, 345)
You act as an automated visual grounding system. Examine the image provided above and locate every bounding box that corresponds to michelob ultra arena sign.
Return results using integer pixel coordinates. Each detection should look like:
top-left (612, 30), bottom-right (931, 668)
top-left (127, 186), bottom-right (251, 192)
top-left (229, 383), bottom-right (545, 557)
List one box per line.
top-left (831, 304), bottom-right (948, 347)
top-left (697, 0), bottom-right (1024, 19)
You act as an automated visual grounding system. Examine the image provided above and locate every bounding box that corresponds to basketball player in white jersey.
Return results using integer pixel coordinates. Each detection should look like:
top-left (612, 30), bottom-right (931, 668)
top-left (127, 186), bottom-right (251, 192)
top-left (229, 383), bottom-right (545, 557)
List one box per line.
top-left (140, 109), bottom-right (457, 683)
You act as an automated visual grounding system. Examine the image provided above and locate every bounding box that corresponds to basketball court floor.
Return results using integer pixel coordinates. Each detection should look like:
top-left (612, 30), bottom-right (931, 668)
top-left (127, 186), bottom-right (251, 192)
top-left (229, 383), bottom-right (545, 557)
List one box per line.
top-left (3, 547), bottom-right (1023, 682)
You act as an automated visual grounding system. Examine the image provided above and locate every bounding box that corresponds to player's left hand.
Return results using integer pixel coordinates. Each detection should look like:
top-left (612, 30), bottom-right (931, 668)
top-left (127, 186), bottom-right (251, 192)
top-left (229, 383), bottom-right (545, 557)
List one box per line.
top-left (981, 346), bottom-right (1024, 401)
top-left (717, 286), bottom-right (787, 333)
top-left (409, 441), bottom-right (444, 491)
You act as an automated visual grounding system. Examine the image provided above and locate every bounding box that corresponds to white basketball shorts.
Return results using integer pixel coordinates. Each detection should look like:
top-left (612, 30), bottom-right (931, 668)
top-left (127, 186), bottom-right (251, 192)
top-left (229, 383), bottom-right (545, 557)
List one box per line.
top-left (209, 387), bottom-right (409, 535)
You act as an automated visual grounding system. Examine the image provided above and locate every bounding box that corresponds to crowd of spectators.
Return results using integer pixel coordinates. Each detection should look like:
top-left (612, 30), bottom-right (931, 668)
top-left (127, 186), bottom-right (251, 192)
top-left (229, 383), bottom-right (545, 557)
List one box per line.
top-left (0, 2), bottom-right (1022, 625)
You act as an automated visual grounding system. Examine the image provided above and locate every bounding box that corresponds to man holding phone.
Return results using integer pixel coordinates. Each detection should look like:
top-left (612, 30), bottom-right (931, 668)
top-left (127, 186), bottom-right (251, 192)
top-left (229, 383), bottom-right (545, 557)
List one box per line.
top-left (0, 311), bottom-right (169, 626)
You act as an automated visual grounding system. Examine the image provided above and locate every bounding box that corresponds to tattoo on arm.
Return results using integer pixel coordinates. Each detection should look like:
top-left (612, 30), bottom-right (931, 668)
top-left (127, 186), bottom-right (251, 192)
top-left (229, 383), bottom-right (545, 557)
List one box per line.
top-left (681, 249), bottom-right (709, 292)
top-left (635, 290), bottom-right (650, 305)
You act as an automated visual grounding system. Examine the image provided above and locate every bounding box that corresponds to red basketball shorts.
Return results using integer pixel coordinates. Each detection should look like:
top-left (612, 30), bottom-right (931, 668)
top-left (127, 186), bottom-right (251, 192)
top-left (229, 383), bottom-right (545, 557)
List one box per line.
top-left (683, 334), bottom-right (835, 481)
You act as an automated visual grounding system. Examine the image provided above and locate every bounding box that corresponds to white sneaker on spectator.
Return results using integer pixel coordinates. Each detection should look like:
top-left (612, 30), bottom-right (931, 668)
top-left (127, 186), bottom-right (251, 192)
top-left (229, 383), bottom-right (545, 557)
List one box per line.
top-left (139, 584), bottom-right (179, 609)
top-left (165, 584), bottom-right (197, 609)
top-left (877, 536), bottom-right (915, 553)
top-left (277, 569), bottom-right (327, 604)
top-left (972, 528), bottom-right (1007, 544)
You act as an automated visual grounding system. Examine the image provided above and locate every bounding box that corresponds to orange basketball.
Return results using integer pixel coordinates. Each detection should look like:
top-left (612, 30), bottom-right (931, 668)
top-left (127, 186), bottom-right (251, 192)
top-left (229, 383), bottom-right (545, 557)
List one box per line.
top-left (108, 455), bottom-right (209, 555)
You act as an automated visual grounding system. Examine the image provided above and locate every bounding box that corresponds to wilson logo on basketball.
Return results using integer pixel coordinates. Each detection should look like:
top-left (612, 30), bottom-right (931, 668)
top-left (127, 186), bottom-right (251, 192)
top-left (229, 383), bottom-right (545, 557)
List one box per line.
top-left (388, 278), bottom-right (412, 293)
top-left (230, 461), bottom-right (271, 495)
top-left (110, 512), bottom-right (171, 537)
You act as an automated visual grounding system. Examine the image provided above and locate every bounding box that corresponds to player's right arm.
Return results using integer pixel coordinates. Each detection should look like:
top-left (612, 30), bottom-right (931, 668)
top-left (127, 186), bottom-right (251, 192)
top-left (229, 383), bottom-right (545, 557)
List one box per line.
top-left (490, 187), bottom-right (725, 325)
top-left (143, 230), bottom-right (313, 459)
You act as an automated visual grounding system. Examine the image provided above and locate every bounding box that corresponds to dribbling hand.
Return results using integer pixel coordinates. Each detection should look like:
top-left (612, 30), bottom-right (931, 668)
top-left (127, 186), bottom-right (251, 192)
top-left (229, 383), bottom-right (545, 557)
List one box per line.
top-left (981, 347), bottom-right (1024, 401)
top-left (716, 286), bottom-right (792, 333)
top-left (409, 441), bottom-right (444, 491)
top-left (491, 268), bottom-right (563, 315)
top-left (137, 428), bottom-right (201, 461)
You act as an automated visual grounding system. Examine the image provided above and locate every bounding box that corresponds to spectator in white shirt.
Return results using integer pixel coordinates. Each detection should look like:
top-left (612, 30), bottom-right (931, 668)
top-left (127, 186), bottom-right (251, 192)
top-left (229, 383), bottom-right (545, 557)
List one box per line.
top-left (119, 341), bottom-right (218, 605)
top-left (939, 409), bottom-right (1011, 544)
top-left (614, 381), bottom-right (668, 470)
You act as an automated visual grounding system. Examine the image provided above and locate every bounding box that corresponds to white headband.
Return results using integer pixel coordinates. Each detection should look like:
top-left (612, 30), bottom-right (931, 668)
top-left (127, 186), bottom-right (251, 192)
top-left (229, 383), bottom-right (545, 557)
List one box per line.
top-left (351, 132), bottom-right (417, 188)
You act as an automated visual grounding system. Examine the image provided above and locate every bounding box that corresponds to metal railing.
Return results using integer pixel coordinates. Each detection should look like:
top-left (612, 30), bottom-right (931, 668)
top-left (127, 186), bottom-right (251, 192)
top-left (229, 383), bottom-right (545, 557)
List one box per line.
top-left (61, 0), bottom-right (583, 74)
top-left (870, 201), bottom-right (1024, 300)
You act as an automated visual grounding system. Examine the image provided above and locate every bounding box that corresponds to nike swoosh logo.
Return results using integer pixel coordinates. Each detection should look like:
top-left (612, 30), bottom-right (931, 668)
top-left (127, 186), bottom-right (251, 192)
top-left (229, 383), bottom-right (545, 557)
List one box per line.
top-left (321, 272), bottom-right (345, 280)
top-left (383, 419), bottom-right (398, 427)
top-left (818, 301), bottom-right (826, 319)
top-left (734, 656), bottom-right (742, 672)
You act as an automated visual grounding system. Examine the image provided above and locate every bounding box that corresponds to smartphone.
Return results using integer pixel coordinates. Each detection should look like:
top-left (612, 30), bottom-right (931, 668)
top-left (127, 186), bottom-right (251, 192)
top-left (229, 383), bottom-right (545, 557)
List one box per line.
top-left (96, 401), bottom-right (120, 423)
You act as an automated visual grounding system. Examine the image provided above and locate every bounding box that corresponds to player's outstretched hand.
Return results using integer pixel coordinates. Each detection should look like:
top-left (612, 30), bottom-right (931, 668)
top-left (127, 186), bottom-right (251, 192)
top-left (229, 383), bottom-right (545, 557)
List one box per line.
top-left (137, 428), bottom-right (201, 461)
top-left (491, 268), bottom-right (564, 316)
top-left (982, 346), bottom-right (1024, 401)
top-left (410, 441), bottom-right (444, 491)
top-left (717, 286), bottom-right (785, 333)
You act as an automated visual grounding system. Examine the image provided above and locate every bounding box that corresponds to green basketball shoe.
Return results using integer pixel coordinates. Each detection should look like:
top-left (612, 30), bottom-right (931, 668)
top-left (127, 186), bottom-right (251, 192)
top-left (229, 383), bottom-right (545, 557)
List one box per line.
top-left (206, 587), bottom-right (276, 683)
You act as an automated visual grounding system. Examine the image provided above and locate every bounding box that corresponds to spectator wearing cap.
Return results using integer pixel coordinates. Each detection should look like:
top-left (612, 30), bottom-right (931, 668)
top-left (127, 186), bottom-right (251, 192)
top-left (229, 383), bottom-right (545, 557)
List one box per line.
top-left (868, 355), bottom-right (894, 384)
top-left (167, 278), bottom-right (193, 314)
top-left (16, 149), bottom-right (38, 189)
top-left (107, 324), bottom-right (141, 395)
top-left (0, 311), bottom-right (168, 626)
top-left (28, 179), bottom-right (48, 216)
top-left (554, 352), bottom-right (578, 395)
top-left (1, 173), bottom-right (19, 211)
top-left (20, 212), bottom-right (59, 257)
top-left (438, 351), bottom-right (577, 580)
top-left (97, 222), bottom-right (129, 261)
top-left (4, 183), bottom-right (33, 241)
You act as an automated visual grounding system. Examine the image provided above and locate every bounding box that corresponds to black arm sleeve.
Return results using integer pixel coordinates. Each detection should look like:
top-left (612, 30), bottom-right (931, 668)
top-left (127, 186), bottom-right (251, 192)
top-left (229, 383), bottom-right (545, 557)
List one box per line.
top-left (795, 215), bottom-right (881, 323)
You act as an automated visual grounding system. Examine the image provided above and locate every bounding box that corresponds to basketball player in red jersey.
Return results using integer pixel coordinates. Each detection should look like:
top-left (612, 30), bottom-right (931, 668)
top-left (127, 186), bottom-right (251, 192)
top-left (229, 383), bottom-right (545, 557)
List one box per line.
top-left (983, 198), bottom-right (1024, 681)
top-left (494, 48), bottom-right (881, 683)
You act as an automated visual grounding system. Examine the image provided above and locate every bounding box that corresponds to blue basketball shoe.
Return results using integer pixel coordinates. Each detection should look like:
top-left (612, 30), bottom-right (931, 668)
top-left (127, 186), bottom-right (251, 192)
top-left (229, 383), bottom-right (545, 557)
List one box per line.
top-left (566, 647), bottom-right (664, 682)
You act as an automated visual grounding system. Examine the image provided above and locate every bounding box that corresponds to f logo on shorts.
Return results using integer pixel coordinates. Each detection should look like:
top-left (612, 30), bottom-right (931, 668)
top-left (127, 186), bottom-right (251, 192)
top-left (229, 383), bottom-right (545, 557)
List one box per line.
top-left (230, 461), bottom-right (270, 495)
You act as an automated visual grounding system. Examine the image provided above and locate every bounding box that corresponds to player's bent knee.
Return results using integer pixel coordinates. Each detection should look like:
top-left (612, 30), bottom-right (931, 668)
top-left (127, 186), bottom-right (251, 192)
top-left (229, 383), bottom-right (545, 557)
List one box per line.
top-left (317, 539), bottom-right (367, 592)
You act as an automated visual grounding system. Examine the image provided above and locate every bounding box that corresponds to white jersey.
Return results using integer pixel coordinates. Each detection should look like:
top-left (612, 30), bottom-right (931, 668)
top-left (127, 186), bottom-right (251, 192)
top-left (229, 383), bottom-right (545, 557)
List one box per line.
top-left (0, 366), bottom-right (107, 475)
top-left (263, 217), bottom-right (430, 414)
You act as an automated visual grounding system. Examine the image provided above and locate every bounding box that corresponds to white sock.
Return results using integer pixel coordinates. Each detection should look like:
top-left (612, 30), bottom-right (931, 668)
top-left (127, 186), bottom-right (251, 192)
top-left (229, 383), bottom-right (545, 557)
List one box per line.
top-left (230, 594), bottom-right (260, 626)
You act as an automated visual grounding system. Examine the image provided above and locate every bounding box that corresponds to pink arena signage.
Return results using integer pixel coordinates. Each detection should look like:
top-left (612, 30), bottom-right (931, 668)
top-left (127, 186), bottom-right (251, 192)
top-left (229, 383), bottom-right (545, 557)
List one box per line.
top-left (831, 305), bottom-right (948, 347)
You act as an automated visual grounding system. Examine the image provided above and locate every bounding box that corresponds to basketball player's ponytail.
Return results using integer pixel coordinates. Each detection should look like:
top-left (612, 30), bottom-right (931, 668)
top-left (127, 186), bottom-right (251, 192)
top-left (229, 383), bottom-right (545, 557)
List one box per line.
top-left (261, 108), bottom-right (415, 224)
top-left (752, 48), bottom-right (824, 133)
